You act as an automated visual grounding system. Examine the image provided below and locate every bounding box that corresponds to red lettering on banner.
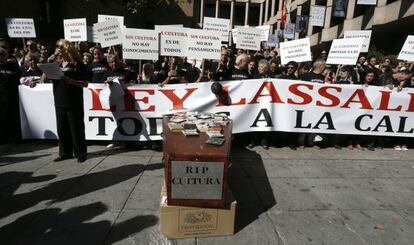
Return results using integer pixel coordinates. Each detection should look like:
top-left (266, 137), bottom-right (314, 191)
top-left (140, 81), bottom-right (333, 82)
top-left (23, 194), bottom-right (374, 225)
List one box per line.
top-left (216, 85), bottom-right (246, 106)
top-left (407, 93), bottom-right (414, 112)
top-left (378, 91), bottom-right (402, 111)
top-left (160, 88), bottom-right (198, 111)
top-left (124, 89), bottom-right (155, 112)
top-left (316, 87), bottom-right (342, 107)
top-left (248, 81), bottom-right (284, 104)
top-left (341, 89), bottom-right (373, 109)
top-left (287, 83), bottom-right (313, 105)
top-left (89, 88), bottom-right (113, 111)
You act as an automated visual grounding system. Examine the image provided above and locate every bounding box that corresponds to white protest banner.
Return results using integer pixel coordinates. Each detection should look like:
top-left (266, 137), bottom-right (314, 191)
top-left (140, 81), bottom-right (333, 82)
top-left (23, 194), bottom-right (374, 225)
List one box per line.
top-left (98, 14), bottom-right (124, 27)
top-left (344, 30), bottom-right (372, 52)
top-left (267, 34), bottom-right (278, 47)
top-left (398, 35), bottom-right (414, 62)
top-left (87, 26), bottom-right (99, 43)
top-left (236, 27), bottom-right (261, 51)
top-left (283, 23), bottom-right (295, 40)
top-left (203, 17), bottom-right (230, 42)
top-left (94, 19), bottom-right (123, 48)
top-left (154, 24), bottom-right (183, 34)
top-left (357, 0), bottom-right (377, 5)
top-left (256, 25), bottom-right (271, 41)
top-left (5, 18), bottom-right (36, 38)
top-left (231, 28), bottom-right (238, 44)
top-left (279, 38), bottom-right (311, 65)
top-left (122, 28), bottom-right (159, 60)
top-left (187, 29), bottom-right (221, 60)
top-left (327, 38), bottom-right (364, 65)
top-left (310, 5), bottom-right (325, 27)
top-left (160, 26), bottom-right (188, 57)
top-left (20, 80), bottom-right (414, 141)
top-left (63, 18), bottom-right (87, 42)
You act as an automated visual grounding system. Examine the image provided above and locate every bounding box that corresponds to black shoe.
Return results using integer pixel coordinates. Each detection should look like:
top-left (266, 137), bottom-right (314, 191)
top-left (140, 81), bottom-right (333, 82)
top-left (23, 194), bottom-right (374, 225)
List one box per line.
top-left (77, 155), bottom-right (87, 163)
top-left (53, 156), bottom-right (71, 162)
top-left (367, 146), bottom-right (375, 151)
top-left (289, 145), bottom-right (297, 150)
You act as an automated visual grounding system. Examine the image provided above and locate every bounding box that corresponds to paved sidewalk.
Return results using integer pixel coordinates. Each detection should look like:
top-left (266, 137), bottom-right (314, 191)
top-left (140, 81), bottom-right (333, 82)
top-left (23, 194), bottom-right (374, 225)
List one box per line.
top-left (0, 141), bottom-right (413, 245)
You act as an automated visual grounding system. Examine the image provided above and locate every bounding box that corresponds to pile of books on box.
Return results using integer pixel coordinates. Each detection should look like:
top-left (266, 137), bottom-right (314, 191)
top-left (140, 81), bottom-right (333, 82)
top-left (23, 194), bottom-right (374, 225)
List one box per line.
top-left (166, 112), bottom-right (229, 145)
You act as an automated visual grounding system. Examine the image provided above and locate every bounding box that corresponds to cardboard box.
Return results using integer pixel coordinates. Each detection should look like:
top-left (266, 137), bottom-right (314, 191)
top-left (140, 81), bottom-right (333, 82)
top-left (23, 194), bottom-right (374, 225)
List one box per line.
top-left (160, 184), bottom-right (236, 239)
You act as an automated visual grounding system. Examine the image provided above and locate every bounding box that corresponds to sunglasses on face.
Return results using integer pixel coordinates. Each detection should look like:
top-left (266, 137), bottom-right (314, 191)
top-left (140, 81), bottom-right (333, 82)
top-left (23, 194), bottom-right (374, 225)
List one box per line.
top-left (286, 66), bottom-right (295, 70)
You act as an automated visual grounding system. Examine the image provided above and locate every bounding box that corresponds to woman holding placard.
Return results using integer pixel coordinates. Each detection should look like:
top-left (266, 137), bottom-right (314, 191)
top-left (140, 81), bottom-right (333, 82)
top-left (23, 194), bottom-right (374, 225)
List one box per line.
top-left (46, 39), bottom-right (89, 163)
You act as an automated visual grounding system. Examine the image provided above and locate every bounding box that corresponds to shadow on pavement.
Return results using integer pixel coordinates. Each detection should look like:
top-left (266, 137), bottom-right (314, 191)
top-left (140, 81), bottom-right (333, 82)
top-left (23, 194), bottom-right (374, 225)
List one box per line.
top-left (0, 202), bottom-right (158, 245)
top-left (228, 146), bottom-right (276, 233)
top-left (0, 163), bottom-right (163, 219)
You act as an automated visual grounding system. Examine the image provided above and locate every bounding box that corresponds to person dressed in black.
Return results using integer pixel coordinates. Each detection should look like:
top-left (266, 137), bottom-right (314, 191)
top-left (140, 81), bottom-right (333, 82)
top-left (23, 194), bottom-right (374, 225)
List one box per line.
top-left (46, 39), bottom-right (89, 163)
top-left (91, 47), bottom-right (108, 83)
top-left (229, 54), bottom-right (249, 80)
top-left (103, 54), bottom-right (135, 85)
top-left (277, 61), bottom-right (298, 80)
top-left (20, 54), bottom-right (42, 87)
top-left (0, 47), bottom-right (21, 144)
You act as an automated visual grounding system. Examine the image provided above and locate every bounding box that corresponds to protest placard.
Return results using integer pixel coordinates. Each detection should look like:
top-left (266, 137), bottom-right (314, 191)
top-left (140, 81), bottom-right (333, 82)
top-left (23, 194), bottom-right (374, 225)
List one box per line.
top-left (398, 35), bottom-right (414, 62)
top-left (160, 26), bottom-right (188, 57)
top-left (344, 30), bottom-right (372, 52)
top-left (187, 29), bottom-right (221, 60)
top-left (231, 28), bottom-right (238, 44)
top-left (97, 14), bottom-right (124, 26)
top-left (63, 18), bottom-right (87, 42)
top-left (203, 17), bottom-right (230, 42)
top-left (283, 23), bottom-right (295, 40)
top-left (256, 25), bottom-right (271, 41)
top-left (327, 38), bottom-right (364, 65)
top-left (122, 28), bottom-right (159, 60)
top-left (279, 38), bottom-right (312, 65)
top-left (87, 26), bottom-right (99, 43)
top-left (357, 0), bottom-right (377, 5)
top-left (310, 5), bottom-right (325, 27)
top-left (267, 34), bottom-right (278, 47)
top-left (5, 18), bottom-right (36, 38)
top-left (154, 24), bottom-right (184, 34)
top-left (236, 27), bottom-right (261, 51)
top-left (94, 19), bottom-right (123, 48)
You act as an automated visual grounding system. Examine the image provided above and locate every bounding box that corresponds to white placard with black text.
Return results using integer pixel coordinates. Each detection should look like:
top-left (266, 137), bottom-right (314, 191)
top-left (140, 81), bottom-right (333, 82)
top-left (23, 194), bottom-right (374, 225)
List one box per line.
top-left (344, 30), bottom-right (372, 53)
top-left (398, 35), bottom-right (414, 62)
top-left (187, 29), bottom-right (221, 60)
top-left (123, 28), bottom-right (159, 60)
top-left (97, 14), bottom-right (124, 27)
top-left (203, 17), bottom-right (230, 42)
top-left (310, 6), bottom-right (325, 27)
top-left (63, 18), bottom-right (87, 42)
top-left (357, 0), bottom-right (377, 5)
top-left (87, 26), bottom-right (99, 43)
top-left (94, 19), bottom-right (123, 48)
top-left (160, 27), bottom-right (188, 57)
top-left (5, 18), bottom-right (36, 38)
top-left (327, 38), bottom-right (365, 65)
top-left (280, 38), bottom-right (312, 65)
top-left (256, 25), bottom-right (271, 41)
top-left (236, 27), bottom-right (261, 51)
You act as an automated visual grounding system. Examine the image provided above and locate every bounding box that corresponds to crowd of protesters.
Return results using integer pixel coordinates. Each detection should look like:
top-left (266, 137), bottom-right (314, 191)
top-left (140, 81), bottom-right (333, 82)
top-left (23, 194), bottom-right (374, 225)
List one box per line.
top-left (0, 37), bottom-right (413, 155)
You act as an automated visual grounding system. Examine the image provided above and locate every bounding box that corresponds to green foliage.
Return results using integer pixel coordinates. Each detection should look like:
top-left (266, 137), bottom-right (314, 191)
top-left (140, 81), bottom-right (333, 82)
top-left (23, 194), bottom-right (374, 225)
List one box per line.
top-left (367, 45), bottom-right (398, 63)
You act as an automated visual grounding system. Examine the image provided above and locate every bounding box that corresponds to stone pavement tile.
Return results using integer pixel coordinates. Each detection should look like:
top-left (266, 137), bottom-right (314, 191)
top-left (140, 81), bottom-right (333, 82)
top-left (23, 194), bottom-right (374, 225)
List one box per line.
top-left (231, 146), bottom-right (273, 160)
top-left (239, 159), bottom-right (294, 178)
top-left (0, 152), bottom-right (55, 174)
top-left (0, 172), bottom-right (81, 209)
top-left (338, 210), bottom-right (414, 245)
top-left (0, 141), bottom-right (59, 154)
top-left (294, 178), bottom-right (386, 211)
top-left (104, 209), bottom-right (195, 245)
top-left (101, 147), bottom-right (162, 157)
top-left (353, 178), bottom-right (414, 211)
top-left (197, 210), bottom-right (281, 245)
top-left (3, 203), bottom-right (118, 245)
top-left (36, 155), bottom-right (106, 175)
top-left (326, 160), bottom-right (414, 178)
top-left (54, 170), bottom-right (141, 211)
top-left (266, 177), bottom-right (329, 211)
top-left (89, 155), bottom-right (149, 175)
top-left (142, 156), bottom-right (165, 177)
top-left (267, 210), bottom-right (366, 244)
top-left (123, 175), bottom-right (163, 211)
top-left (398, 211), bottom-right (414, 224)
top-left (227, 161), bottom-right (247, 178)
top-left (227, 179), bottom-right (263, 209)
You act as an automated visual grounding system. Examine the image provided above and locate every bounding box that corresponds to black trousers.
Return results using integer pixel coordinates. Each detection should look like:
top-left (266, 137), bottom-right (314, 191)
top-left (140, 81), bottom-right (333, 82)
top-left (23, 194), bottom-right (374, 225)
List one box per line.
top-left (55, 106), bottom-right (87, 158)
top-left (0, 101), bottom-right (9, 142)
